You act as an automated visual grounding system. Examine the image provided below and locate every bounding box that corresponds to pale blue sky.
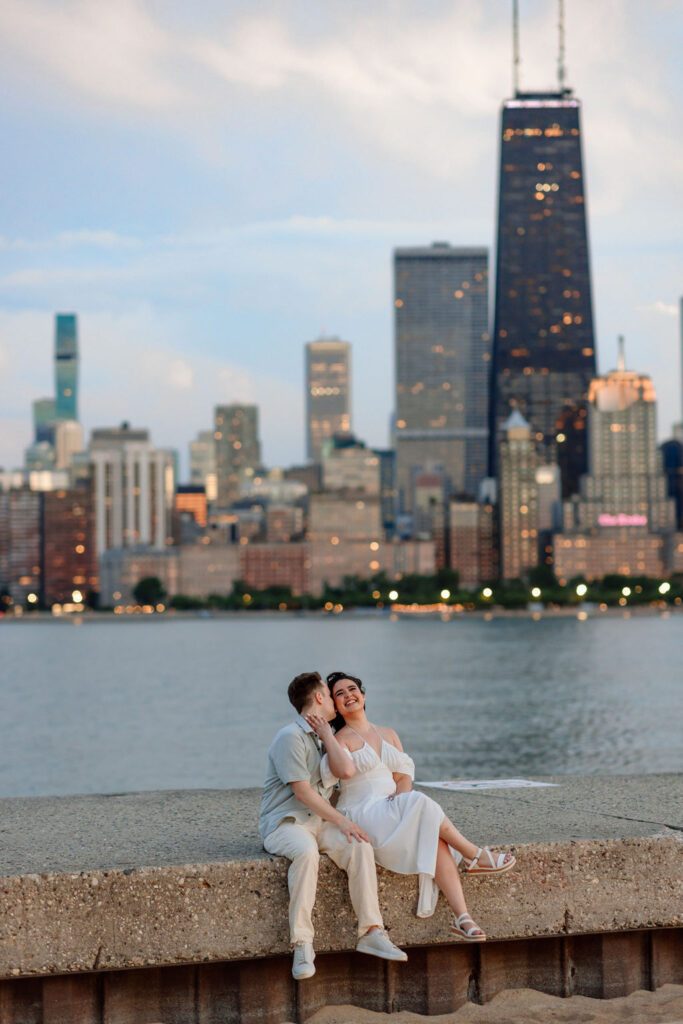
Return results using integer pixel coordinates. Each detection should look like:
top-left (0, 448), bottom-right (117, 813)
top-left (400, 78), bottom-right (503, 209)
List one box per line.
top-left (1, 0), bottom-right (681, 475)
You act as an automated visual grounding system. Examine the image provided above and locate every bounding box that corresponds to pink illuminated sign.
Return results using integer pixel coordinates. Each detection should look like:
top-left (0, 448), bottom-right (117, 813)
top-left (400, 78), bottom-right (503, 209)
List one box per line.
top-left (598, 513), bottom-right (648, 527)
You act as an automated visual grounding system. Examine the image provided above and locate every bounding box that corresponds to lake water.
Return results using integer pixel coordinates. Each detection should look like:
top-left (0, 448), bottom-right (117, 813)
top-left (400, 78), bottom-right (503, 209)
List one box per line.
top-left (1, 613), bottom-right (681, 798)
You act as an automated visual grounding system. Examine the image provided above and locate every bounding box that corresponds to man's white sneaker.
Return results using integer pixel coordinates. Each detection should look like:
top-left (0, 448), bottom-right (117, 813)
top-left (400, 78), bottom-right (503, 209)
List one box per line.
top-left (292, 941), bottom-right (316, 980)
top-left (356, 928), bottom-right (408, 962)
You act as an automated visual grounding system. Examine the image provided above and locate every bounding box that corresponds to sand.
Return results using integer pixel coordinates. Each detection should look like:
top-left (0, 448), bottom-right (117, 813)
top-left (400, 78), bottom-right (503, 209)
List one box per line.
top-left (295, 984), bottom-right (683, 1024)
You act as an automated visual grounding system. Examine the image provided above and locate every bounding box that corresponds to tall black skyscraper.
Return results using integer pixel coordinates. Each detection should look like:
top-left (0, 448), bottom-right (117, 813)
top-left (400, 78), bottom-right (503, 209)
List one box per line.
top-left (489, 91), bottom-right (596, 492)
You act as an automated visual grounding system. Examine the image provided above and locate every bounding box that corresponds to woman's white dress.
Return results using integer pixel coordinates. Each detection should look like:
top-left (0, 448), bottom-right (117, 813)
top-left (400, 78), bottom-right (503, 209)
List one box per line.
top-left (321, 739), bottom-right (460, 917)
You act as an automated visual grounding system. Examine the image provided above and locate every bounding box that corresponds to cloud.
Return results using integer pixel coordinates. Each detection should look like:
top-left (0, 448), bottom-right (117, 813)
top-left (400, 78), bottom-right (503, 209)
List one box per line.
top-left (0, 308), bottom-right (303, 474)
top-left (636, 301), bottom-right (679, 317)
top-left (0, 230), bottom-right (142, 253)
top-left (2, 0), bottom-right (677, 200)
top-left (0, 0), bottom-right (181, 110)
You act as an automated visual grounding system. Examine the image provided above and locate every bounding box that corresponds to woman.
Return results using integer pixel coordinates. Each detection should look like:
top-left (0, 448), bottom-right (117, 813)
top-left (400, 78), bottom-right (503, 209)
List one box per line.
top-left (305, 671), bottom-right (515, 943)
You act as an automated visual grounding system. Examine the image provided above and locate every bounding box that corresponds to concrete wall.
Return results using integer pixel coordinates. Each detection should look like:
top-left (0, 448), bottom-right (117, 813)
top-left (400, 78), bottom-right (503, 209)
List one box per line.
top-left (2, 781), bottom-right (680, 1021)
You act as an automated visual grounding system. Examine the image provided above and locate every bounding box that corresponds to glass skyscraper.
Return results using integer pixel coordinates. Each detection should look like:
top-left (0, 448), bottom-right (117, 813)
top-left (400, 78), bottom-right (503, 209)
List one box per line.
top-left (214, 404), bottom-right (261, 507)
top-left (489, 92), bottom-right (596, 490)
top-left (305, 338), bottom-right (351, 462)
top-left (55, 314), bottom-right (79, 421)
top-left (394, 243), bottom-right (489, 507)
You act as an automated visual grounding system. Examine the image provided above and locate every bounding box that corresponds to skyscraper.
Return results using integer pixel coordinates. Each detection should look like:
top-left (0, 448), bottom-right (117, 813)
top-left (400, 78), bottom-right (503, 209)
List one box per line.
top-left (305, 339), bottom-right (351, 462)
top-left (214, 405), bottom-right (261, 507)
top-left (189, 429), bottom-right (218, 502)
top-left (89, 425), bottom-right (175, 554)
top-left (394, 243), bottom-right (490, 508)
top-left (32, 398), bottom-right (56, 443)
top-left (563, 344), bottom-right (674, 533)
top-left (498, 410), bottom-right (539, 580)
top-left (55, 314), bottom-right (79, 421)
top-left (489, 91), bottom-right (596, 487)
top-left (555, 342), bottom-right (676, 579)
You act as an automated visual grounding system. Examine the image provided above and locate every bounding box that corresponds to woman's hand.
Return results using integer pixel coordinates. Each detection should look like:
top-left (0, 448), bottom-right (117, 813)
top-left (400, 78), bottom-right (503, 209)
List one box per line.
top-left (305, 712), bottom-right (334, 742)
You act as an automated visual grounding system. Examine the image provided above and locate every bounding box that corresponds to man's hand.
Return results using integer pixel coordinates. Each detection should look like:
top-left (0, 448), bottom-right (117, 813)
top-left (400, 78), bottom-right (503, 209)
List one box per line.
top-left (338, 818), bottom-right (371, 844)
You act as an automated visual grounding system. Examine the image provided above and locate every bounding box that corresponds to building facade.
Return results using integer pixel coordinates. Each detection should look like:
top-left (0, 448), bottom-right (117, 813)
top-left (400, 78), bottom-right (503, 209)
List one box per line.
top-left (53, 420), bottom-right (84, 471)
top-left (55, 314), bottom-right (79, 421)
top-left (499, 410), bottom-right (540, 580)
top-left (489, 92), bottom-right (596, 488)
top-left (89, 426), bottom-right (175, 555)
top-left (449, 500), bottom-right (498, 585)
top-left (174, 486), bottom-right (208, 529)
top-left (305, 339), bottom-right (351, 462)
top-left (322, 435), bottom-right (381, 495)
top-left (189, 430), bottom-right (218, 502)
top-left (32, 398), bottom-right (56, 443)
top-left (394, 244), bottom-right (489, 507)
top-left (0, 489), bottom-right (42, 605)
top-left (42, 487), bottom-right (98, 605)
top-left (241, 543), bottom-right (310, 595)
top-left (563, 352), bottom-right (674, 533)
top-left (214, 405), bottom-right (261, 507)
top-left (555, 349), bottom-right (676, 578)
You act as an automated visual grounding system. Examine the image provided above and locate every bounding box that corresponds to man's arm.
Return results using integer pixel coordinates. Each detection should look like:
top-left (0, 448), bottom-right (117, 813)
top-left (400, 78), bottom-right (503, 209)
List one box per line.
top-left (290, 781), bottom-right (370, 843)
top-left (304, 713), bottom-right (355, 779)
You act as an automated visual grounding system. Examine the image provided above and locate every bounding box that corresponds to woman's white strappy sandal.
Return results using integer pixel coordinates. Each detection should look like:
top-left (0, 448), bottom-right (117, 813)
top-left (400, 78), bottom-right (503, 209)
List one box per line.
top-left (450, 912), bottom-right (486, 942)
top-left (462, 846), bottom-right (516, 874)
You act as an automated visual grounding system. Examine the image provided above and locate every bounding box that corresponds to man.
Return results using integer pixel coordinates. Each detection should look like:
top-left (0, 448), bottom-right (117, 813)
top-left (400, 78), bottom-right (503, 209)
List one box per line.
top-left (260, 670), bottom-right (407, 980)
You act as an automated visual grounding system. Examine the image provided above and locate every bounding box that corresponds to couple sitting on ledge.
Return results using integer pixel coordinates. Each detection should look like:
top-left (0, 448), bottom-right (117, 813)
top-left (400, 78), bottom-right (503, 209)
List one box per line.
top-left (259, 670), bottom-right (516, 981)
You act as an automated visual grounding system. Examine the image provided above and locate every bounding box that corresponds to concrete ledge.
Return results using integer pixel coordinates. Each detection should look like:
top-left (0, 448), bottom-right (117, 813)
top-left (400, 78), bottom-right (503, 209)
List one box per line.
top-left (1, 777), bottom-right (681, 980)
top-left (0, 836), bottom-right (681, 979)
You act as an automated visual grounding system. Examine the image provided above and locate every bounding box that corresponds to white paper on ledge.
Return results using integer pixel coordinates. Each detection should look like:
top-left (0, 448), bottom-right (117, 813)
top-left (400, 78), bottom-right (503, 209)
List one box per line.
top-left (416, 779), bottom-right (559, 791)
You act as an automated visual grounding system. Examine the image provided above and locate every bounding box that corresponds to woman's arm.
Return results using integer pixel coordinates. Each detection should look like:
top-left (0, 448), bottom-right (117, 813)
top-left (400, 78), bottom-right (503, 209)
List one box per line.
top-left (392, 771), bottom-right (412, 794)
top-left (305, 713), bottom-right (355, 779)
top-left (385, 727), bottom-right (412, 795)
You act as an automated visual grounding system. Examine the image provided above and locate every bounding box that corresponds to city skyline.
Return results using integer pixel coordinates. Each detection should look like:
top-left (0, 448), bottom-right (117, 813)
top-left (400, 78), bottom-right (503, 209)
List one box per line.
top-left (0, 1), bottom-right (681, 476)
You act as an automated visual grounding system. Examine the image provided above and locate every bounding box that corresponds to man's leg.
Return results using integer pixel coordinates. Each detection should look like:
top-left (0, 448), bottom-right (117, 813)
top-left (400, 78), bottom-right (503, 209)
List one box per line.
top-left (264, 820), bottom-right (319, 944)
top-left (316, 820), bottom-right (383, 938)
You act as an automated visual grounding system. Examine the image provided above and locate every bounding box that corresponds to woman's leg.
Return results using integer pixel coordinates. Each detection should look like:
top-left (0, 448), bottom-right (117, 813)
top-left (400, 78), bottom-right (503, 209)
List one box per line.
top-left (438, 818), bottom-right (480, 861)
top-left (434, 839), bottom-right (485, 939)
top-left (438, 817), bottom-right (515, 868)
top-left (434, 839), bottom-right (469, 916)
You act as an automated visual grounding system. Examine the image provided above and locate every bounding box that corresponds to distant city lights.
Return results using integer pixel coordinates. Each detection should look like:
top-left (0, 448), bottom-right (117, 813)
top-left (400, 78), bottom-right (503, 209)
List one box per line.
top-left (482, 587), bottom-right (493, 599)
top-left (658, 581), bottom-right (671, 594)
top-left (576, 583), bottom-right (588, 597)
top-left (440, 589), bottom-right (451, 600)
top-left (388, 590), bottom-right (399, 601)
top-left (530, 586), bottom-right (541, 599)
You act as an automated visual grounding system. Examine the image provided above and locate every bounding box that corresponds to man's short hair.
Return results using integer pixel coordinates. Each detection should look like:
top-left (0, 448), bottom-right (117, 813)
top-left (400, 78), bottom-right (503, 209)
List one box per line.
top-left (288, 671), bottom-right (324, 713)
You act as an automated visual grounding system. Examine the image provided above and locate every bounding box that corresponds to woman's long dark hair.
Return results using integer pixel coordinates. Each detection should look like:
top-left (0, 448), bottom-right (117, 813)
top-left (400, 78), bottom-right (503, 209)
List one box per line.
top-left (326, 671), bottom-right (365, 732)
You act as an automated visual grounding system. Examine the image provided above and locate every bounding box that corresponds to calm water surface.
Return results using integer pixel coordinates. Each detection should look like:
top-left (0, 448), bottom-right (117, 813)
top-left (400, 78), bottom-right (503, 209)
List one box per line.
top-left (1, 614), bottom-right (681, 797)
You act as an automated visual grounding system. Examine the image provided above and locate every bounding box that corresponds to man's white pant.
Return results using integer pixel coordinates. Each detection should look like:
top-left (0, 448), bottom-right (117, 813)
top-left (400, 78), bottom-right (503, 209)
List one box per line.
top-left (263, 816), bottom-right (384, 944)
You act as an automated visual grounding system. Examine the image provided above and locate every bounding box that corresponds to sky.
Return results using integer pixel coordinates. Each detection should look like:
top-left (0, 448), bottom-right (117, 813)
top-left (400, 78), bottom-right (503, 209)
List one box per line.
top-left (1, 0), bottom-right (682, 476)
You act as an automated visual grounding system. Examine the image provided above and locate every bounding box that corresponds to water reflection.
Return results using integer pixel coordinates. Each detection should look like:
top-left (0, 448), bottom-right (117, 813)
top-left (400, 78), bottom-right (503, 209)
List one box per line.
top-left (0, 615), bottom-right (681, 797)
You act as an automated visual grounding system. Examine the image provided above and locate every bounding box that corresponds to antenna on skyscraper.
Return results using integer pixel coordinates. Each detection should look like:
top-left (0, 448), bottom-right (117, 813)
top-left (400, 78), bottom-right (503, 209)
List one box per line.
top-left (558, 0), bottom-right (567, 92)
top-left (617, 335), bottom-right (626, 372)
top-left (512, 0), bottom-right (521, 95)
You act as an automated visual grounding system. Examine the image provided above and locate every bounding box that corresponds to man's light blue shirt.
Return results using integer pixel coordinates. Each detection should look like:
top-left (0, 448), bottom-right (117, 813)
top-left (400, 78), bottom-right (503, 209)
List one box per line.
top-left (259, 715), bottom-right (335, 841)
